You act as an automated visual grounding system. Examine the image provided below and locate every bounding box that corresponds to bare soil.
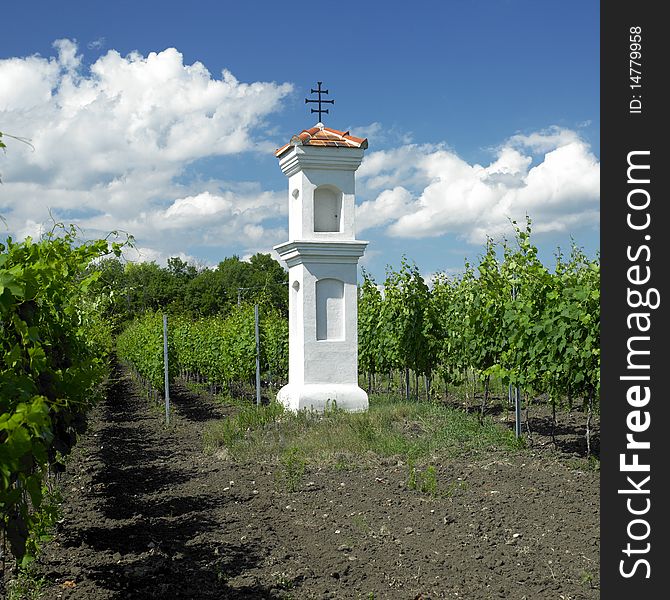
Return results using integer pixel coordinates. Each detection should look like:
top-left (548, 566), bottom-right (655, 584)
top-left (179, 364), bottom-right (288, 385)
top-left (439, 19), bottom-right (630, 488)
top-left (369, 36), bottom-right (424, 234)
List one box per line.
top-left (32, 367), bottom-right (599, 600)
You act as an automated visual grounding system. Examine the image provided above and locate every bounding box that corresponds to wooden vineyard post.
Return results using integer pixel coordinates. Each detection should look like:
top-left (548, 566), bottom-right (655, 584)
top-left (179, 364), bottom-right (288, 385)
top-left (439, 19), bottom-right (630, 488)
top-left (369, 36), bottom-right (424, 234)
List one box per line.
top-left (163, 313), bottom-right (170, 425)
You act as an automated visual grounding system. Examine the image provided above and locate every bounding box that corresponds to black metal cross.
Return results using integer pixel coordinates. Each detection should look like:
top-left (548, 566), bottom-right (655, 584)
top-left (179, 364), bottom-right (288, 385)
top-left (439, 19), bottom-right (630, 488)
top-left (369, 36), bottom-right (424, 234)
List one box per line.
top-left (305, 81), bottom-right (334, 122)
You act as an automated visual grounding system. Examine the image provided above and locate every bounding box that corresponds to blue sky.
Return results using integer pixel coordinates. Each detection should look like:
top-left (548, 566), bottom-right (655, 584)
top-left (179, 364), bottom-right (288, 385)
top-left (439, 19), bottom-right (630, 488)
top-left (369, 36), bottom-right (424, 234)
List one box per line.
top-left (1, 0), bottom-right (599, 280)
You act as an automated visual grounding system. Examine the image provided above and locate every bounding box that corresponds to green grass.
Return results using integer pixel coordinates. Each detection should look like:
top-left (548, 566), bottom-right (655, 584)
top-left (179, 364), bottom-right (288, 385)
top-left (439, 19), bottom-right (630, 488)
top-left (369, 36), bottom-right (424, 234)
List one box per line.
top-left (203, 393), bottom-right (523, 468)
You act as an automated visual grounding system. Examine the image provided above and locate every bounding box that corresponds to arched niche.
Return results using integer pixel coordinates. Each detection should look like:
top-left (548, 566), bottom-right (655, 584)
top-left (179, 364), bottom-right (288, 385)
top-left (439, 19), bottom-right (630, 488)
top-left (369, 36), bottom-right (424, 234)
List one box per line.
top-left (313, 185), bottom-right (342, 232)
top-left (316, 278), bottom-right (344, 340)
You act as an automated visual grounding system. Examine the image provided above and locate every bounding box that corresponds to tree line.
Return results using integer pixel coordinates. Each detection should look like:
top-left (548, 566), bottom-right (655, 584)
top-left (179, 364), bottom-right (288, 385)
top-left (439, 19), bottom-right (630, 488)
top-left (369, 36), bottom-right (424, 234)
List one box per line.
top-left (94, 252), bottom-right (288, 329)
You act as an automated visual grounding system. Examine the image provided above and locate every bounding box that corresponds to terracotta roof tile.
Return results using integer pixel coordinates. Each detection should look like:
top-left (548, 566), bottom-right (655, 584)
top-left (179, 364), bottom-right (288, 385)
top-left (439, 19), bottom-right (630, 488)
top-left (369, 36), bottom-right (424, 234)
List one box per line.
top-left (275, 124), bottom-right (368, 157)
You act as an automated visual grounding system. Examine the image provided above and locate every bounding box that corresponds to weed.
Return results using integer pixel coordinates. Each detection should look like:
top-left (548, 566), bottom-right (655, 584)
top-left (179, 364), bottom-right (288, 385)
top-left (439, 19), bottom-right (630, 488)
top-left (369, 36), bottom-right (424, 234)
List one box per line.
top-left (567, 455), bottom-right (600, 473)
top-left (407, 462), bottom-right (438, 496)
top-left (445, 479), bottom-right (468, 497)
top-left (236, 401), bottom-right (285, 430)
top-left (579, 568), bottom-right (598, 588)
top-left (408, 460), bottom-right (418, 490)
top-left (351, 514), bottom-right (370, 535)
top-left (421, 465), bottom-right (438, 495)
top-left (6, 565), bottom-right (46, 600)
top-left (21, 486), bottom-right (63, 566)
top-left (204, 418), bottom-right (241, 452)
top-left (333, 453), bottom-right (354, 472)
top-left (203, 401), bottom-right (285, 453)
top-left (272, 571), bottom-right (294, 589)
top-left (2, 483), bottom-right (62, 598)
top-left (277, 446), bottom-right (306, 492)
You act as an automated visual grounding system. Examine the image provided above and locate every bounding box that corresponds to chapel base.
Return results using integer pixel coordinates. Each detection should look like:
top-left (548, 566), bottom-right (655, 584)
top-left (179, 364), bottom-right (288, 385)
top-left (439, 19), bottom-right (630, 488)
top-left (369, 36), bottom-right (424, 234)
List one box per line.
top-left (276, 383), bottom-right (368, 413)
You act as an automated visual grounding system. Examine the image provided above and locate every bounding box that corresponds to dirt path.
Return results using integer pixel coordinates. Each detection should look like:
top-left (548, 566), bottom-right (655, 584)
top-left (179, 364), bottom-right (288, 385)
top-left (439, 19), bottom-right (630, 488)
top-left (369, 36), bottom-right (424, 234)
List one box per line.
top-left (34, 367), bottom-right (599, 599)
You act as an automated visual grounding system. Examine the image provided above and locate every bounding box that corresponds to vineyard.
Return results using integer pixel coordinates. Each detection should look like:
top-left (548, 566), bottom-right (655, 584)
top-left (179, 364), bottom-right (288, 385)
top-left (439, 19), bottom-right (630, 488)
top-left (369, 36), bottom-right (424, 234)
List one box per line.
top-left (117, 307), bottom-right (288, 398)
top-left (0, 227), bottom-right (125, 570)
top-left (359, 220), bottom-right (600, 454)
top-left (1, 220), bottom-right (600, 598)
top-left (116, 220), bottom-right (599, 452)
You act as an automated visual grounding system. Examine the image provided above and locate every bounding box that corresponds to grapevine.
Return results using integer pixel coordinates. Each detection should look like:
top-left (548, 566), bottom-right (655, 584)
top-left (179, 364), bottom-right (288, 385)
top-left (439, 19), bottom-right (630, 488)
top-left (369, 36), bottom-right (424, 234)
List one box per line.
top-left (1, 225), bottom-right (125, 562)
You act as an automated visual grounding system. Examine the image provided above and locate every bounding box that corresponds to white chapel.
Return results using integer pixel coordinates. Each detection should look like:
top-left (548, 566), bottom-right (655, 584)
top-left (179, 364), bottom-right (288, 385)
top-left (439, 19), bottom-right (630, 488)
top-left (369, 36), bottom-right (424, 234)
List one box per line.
top-left (273, 120), bottom-right (369, 412)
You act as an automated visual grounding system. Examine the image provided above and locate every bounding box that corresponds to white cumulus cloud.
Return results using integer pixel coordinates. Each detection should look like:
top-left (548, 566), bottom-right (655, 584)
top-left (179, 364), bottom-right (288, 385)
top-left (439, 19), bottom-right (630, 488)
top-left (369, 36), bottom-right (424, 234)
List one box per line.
top-left (356, 128), bottom-right (599, 244)
top-left (0, 39), bottom-right (292, 258)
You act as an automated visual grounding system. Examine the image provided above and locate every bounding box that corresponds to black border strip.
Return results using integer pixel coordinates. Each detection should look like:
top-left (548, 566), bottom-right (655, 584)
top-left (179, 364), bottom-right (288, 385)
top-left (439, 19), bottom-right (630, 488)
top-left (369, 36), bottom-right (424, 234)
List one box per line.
top-left (601, 3), bottom-right (668, 597)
